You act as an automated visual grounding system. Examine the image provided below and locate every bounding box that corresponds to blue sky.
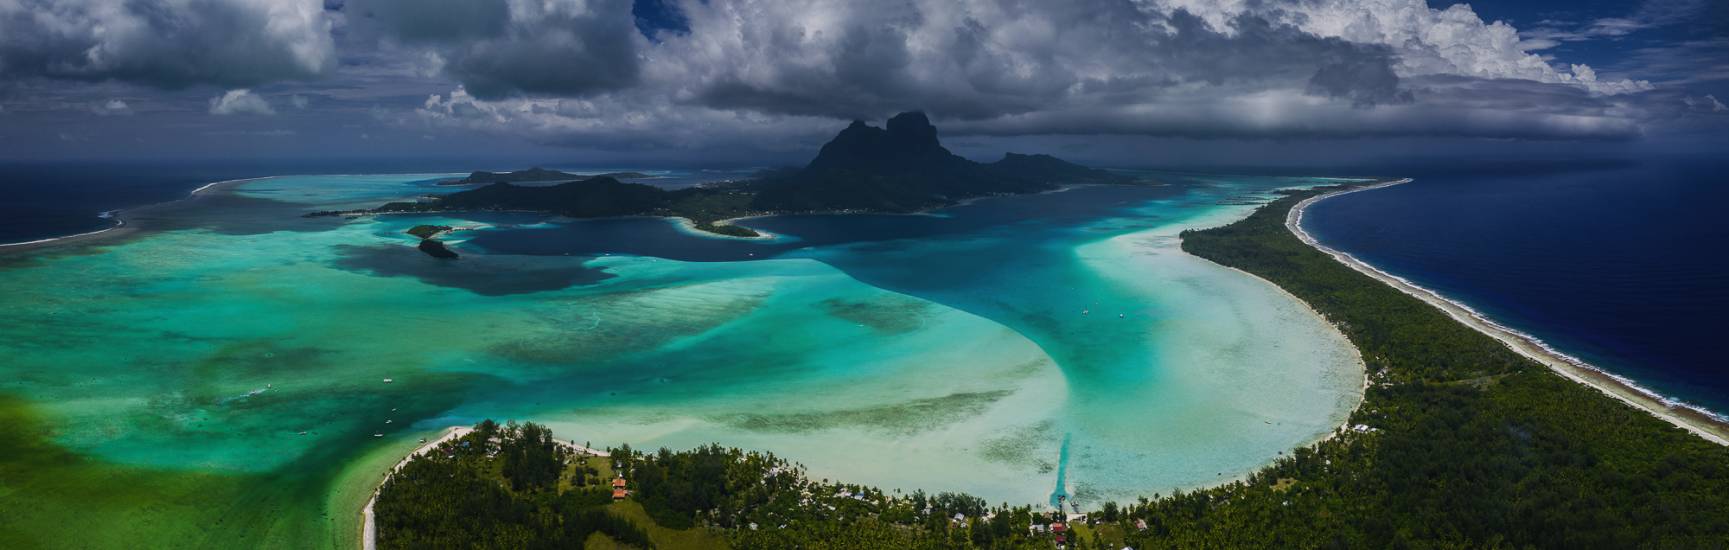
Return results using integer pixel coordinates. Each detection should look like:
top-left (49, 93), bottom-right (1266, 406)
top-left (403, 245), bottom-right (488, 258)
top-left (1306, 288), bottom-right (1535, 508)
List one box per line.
top-left (0, 0), bottom-right (1723, 168)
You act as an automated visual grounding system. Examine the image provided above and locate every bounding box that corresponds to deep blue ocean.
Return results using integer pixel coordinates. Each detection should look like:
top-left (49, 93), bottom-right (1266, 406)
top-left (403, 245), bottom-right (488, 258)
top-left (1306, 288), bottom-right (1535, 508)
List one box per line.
top-left (5, 158), bottom-right (1724, 417)
top-left (0, 162), bottom-right (263, 243)
top-left (1303, 158), bottom-right (1729, 416)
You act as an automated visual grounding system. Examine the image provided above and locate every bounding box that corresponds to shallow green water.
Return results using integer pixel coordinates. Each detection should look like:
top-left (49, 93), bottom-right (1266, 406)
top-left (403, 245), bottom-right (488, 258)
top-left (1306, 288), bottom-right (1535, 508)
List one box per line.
top-left (0, 173), bottom-right (1362, 547)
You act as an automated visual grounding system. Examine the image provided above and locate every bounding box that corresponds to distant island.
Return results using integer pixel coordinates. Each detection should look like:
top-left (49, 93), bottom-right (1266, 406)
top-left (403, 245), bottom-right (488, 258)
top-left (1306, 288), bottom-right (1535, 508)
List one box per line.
top-left (404, 224), bottom-right (459, 259)
top-left (312, 112), bottom-right (1129, 237)
top-left (436, 168), bottom-right (652, 186)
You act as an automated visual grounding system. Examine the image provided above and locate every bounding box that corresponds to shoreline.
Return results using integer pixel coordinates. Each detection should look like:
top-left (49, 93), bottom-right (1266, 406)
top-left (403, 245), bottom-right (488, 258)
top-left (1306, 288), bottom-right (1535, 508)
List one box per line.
top-left (1209, 260), bottom-right (1371, 447)
top-left (359, 426), bottom-right (609, 550)
top-left (1160, 182), bottom-right (1372, 496)
top-left (0, 177), bottom-right (267, 253)
top-left (1289, 179), bottom-right (1729, 446)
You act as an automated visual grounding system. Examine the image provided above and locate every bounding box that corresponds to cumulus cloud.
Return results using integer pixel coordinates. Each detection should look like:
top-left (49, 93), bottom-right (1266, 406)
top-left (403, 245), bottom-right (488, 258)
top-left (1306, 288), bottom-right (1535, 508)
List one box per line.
top-left (348, 0), bottom-right (645, 98)
top-left (290, 95), bottom-right (311, 109)
top-left (209, 89), bottom-right (277, 115)
top-left (0, 0), bottom-right (334, 88)
top-left (1148, 0), bottom-right (1654, 96)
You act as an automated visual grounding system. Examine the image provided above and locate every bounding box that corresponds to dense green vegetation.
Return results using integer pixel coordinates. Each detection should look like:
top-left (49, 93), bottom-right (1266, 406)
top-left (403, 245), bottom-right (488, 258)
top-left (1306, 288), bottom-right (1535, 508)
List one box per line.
top-left (361, 178), bottom-right (769, 237)
top-left (319, 112), bottom-right (1124, 237)
top-left (447, 168), bottom-right (650, 185)
top-left (373, 420), bottom-right (652, 549)
top-left (377, 422), bottom-right (1092, 549)
top-left (455, 167), bottom-right (582, 185)
top-left (405, 225), bottom-right (451, 239)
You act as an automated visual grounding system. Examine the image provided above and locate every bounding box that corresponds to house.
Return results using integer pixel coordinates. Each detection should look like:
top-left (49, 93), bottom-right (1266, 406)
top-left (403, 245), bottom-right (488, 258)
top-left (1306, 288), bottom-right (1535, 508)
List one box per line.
top-left (612, 478), bottom-right (627, 489)
top-left (612, 488), bottom-right (628, 500)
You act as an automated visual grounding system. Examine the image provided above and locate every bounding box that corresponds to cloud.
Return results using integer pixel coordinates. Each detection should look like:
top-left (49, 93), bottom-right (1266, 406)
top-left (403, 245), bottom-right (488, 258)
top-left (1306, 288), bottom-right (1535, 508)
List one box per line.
top-left (1521, 0), bottom-right (1714, 45)
top-left (209, 89), bottom-right (277, 115)
top-left (654, 1), bottom-right (1420, 123)
top-left (414, 85), bottom-right (838, 151)
top-left (1186, 0), bottom-right (1655, 96)
top-left (92, 99), bottom-right (133, 116)
top-left (400, 0), bottom-right (1651, 147)
top-left (1684, 95), bottom-right (1727, 113)
top-left (940, 75), bottom-right (1645, 141)
top-left (12, 0), bottom-right (1717, 156)
top-left (203, 129), bottom-right (299, 137)
top-left (1608, 38), bottom-right (1729, 87)
top-left (348, 0), bottom-right (645, 98)
top-left (0, 0), bottom-right (335, 88)
top-left (415, 69), bottom-right (1650, 150)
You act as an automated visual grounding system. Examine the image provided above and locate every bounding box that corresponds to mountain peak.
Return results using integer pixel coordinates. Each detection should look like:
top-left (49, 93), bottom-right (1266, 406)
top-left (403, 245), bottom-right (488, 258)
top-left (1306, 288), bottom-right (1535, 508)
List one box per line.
top-left (885, 111), bottom-right (937, 148)
top-left (805, 111), bottom-right (959, 175)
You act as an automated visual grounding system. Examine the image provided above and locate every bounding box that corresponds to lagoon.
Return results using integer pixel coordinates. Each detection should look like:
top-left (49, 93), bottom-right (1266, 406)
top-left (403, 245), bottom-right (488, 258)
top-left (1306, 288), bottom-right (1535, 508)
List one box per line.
top-left (0, 171), bottom-right (1362, 547)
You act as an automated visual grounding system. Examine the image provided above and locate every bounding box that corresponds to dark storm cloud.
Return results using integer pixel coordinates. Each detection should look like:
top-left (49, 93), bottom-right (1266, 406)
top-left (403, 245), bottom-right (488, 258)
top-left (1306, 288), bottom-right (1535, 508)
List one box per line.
top-left (5, 0), bottom-right (1721, 162)
top-left (0, 0), bottom-right (332, 88)
top-left (940, 74), bottom-right (1644, 141)
top-left (1308, 57), bottom-right (1411, 107)
top-left (346, 0), bottom-right (644, 99)
top-left (350, 0), bottom-right (511, 42)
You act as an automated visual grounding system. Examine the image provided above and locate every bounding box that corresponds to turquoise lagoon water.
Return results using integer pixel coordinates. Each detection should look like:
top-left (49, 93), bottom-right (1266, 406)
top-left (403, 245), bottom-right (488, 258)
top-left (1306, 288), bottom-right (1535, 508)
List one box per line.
top-left (0, 172), bottom-right (1362, 545)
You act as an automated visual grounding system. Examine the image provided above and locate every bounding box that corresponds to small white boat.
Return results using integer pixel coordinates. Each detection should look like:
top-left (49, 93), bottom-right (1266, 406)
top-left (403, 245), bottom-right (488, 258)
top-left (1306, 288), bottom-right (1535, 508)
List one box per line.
top-left (385, 419), bottom-right (393, 424)
top-left (373, 433), bottom-right (384, 437)
top-left (382, 378), bottom-right (394, 384)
